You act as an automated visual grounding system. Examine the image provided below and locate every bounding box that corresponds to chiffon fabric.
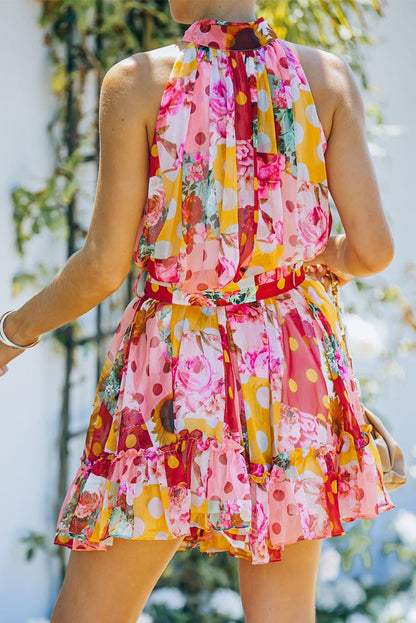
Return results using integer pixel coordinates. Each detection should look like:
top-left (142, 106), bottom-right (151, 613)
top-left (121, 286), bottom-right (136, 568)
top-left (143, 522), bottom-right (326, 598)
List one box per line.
top-left (54, 16), bottom-right (395, 564)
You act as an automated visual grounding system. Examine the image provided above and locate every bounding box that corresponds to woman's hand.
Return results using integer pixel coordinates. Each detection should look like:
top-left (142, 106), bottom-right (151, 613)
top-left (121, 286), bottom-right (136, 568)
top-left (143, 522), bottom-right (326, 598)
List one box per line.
top-left (0, 346), bottom-right (22, 376)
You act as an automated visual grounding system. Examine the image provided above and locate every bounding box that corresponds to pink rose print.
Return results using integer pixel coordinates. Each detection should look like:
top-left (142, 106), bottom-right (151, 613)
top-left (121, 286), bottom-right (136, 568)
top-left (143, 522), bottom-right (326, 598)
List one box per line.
top-left (237, 140), bottom-right (253, 179)
top-left (176, 354), bottom-right (213, 396)
top-left (76, 490), bottom-right (102, 519)
top-left (154, 257), bottom-right (179, 283)
top-left (146, 177), bottom-right (166, 228)
top-left (159, 78), bottom-right (187, 119)
top-left (186, 152), bottom-right (209, 183)
top-left (298, 204), bottom-right (329, 247)
top-left (257, 154), bottom-right (286, 200)
top-left (241, 346), bottom-right (269, 376)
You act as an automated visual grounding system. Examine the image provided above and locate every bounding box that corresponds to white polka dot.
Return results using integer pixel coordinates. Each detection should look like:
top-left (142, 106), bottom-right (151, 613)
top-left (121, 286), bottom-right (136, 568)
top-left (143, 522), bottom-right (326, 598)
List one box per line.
top-left (173, 320), bottom-right (185, 342)
top-left (291, 83), bottom-right (300, 102)
top-left (240, 374), bottom-right (250, 385)
top-left (257, 240), bottom-right (275, 254)
top-left (294, 120), bottom-right (304, 145)
top-left (164, 168), bottom-right (180, 182)
top-left (223, 187), bottom-right (237, 211)
top-left (297, 162), bottom-right (310, 181)
top-left (154, 240), bottom-right (172, 259)
top-left (256, 430), bottom-right (269, 453)
top-left (210, 142), bottom-right (218, 162)
top-left (243, 399), bottom-right (252, 419)
top-left (148, 496), bottom-right (164, 519)
top-left (305, 104), bottom-right (321, 128)
top-left (307, 286), bottom-right (324, 306)
top-left (183, 45), bottom-right (197, 63)
top-left (224, 223), bottom-right (238, 236)
top-left (257, 89), bottom-right (271, 112)
top-left (257, 132), bottom-right (272, 151)
top-left (317, 142), bottom-right (325, 163)
top-left (243, 265), bottom-right (264, 278)
top-left (156, 531), bottom-right (169, 540)
top-left (214, 180), bottom-right (224, 202)
top-left (133, 517), bottom-right (145, 537)
top-left (256, 386), bottom-right (269, 409)
top-left (166, 198), bottom-right (177, 220)
top-left (191, 495), bottom-right (205, 507)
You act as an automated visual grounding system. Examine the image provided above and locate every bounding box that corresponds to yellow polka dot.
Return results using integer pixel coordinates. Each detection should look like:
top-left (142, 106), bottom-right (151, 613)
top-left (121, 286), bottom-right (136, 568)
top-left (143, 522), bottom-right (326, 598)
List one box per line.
top-left (228, 386), bottom-right (234, 399)
top-left (95, 415), bottom-right (102, 429)
top-left (254, 177), bottom-right (259, 191)
top-left (306, 368), bottom-right (318, 383)
top-left (322, 395), bottom-right (330, 409)
top-left (317, 412), bottom-right (326, 422)
top-left (330, 519), bottom-right (334, 530)
top-left (327, 491), bottom-right (334, 505)
top-left (151, 283), bottom-right (160, 292)
top-left (93, 442), bottom-right (102, 456)
top-left (168, 455), bottom-right (179, 469)
top-left (151, 143), bottom-right (158, 157)
top-left (296, 267), bottom-right (301, 276)
top-left (236, 91), bottom-right (247, 106)
top-left (280, 318), bottom-right (285, 325)
top-left (344, 391), bottom-right (349, 400)
top-left (125, 434), bottom-right (137, 448)
top-left (289, 337), bottom-right (298, 351)
top-left (331, 480), bottom-right (338, 494)
top-left (277, 277), bottom-right (286, 289)
top-left (223, 350), bottom-right (230, 363)
top-left (156, 168), bottom-right (161, 176)
top-left (313, 337), bottom-right (318, 344)
top-left (241, 232), bottom-right (247, 246)
top-left (289, 378), bottom-right (298, 392)
top-left (57, 536), bottom-right (70, 543)
top-left (231, 58), bottom-right (237, 68)
top-left (254, 210), bottom-right (258, 223)
top-left (225, 33), bottom-right (236, 47)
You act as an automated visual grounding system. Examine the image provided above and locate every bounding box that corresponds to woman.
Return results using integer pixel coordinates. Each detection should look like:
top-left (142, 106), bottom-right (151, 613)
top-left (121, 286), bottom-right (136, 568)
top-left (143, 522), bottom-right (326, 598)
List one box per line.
top-left (0, 0), bottom-right (396, 621)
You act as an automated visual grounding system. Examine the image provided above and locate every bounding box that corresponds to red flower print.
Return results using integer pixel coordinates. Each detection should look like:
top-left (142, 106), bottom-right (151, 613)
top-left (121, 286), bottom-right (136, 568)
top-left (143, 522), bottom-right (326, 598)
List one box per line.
top-left (76, 490), bottom-right (101, 519)
top-left (182, 195), bottom-right (203, 226)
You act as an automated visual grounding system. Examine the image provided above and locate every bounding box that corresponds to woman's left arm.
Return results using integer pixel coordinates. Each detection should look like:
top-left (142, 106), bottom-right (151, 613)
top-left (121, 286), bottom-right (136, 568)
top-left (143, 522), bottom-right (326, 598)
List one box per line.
top-left (1, 55), bottom-right (151, 369)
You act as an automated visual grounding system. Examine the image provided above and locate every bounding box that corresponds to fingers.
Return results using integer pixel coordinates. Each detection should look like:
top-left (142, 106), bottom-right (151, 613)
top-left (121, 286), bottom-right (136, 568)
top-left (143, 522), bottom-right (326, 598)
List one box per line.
top-left (0, 366), bottom-right (9, 376)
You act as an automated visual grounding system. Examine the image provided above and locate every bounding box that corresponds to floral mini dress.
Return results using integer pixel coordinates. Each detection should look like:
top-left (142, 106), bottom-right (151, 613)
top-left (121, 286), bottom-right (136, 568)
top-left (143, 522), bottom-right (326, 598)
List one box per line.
top-left (54, 16), bottom-right (395, 564)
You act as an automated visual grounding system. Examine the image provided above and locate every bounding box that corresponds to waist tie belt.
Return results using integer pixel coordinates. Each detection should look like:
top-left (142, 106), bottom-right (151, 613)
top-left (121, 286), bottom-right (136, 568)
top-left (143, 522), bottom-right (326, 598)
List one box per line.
top-left (142, 265), bottom-right (306, 307)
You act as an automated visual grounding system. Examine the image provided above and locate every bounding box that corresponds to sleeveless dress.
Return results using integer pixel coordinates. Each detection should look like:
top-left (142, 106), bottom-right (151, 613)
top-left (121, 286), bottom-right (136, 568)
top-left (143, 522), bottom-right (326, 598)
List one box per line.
top-left (54, 16), bottom-right (395, 564)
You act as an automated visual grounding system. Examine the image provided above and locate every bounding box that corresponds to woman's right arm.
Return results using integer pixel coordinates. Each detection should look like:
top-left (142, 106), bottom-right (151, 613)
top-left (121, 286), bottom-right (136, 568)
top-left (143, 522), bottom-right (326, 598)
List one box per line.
top-left (309, 53), bottom-right (395, 278)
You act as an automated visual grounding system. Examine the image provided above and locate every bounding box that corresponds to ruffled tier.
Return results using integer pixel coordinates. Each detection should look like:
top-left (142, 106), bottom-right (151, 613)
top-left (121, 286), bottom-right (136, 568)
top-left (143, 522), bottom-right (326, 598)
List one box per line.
top-left (54, 426), bottom-right (395, 564)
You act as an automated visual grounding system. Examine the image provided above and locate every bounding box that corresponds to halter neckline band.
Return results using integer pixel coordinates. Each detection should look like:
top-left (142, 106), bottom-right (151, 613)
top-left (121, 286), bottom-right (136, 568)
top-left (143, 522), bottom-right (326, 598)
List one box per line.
top-left (181, 16), bottom-right (278, 51)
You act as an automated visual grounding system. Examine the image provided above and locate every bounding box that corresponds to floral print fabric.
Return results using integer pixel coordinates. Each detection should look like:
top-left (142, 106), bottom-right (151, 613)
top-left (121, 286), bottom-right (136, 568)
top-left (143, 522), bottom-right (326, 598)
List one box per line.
top-left (54, 16), bottom-right (395, 564)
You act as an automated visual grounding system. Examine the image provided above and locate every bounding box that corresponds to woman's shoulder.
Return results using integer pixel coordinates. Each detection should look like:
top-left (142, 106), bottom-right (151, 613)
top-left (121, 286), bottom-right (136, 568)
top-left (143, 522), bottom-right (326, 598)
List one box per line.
top-left (100, 43), bottom-right (182, 127)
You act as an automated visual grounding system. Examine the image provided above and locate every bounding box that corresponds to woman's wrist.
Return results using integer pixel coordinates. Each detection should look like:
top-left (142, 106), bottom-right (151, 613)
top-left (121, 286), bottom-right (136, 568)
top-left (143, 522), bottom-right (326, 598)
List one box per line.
top-left (1, 311), bottom-right (41, 348)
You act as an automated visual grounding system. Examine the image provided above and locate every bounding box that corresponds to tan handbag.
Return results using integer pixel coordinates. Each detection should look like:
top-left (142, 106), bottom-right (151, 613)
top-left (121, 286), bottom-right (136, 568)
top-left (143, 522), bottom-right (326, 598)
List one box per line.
top-left (360, 404), bottom-right (407, 492)
top-left (324, 269), bottom-right (408, 493)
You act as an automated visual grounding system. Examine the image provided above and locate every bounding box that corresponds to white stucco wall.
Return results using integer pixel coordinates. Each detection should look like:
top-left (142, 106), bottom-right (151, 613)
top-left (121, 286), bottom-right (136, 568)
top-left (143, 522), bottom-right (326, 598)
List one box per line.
top-left (0, 2), bottom-right (64, 621)
top-left (0, 0), bottom-right (414, 620)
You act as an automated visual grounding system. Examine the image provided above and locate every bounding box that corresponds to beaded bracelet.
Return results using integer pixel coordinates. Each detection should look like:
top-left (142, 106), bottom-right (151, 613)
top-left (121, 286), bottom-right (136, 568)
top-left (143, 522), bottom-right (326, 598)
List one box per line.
top-left (0, 311), bottom-right (41, 350)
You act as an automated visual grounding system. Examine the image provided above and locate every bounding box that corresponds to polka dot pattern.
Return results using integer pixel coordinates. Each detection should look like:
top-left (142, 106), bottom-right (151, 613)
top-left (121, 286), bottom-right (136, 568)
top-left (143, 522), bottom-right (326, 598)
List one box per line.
top-left (54, 16), bottom-right (395, 566)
